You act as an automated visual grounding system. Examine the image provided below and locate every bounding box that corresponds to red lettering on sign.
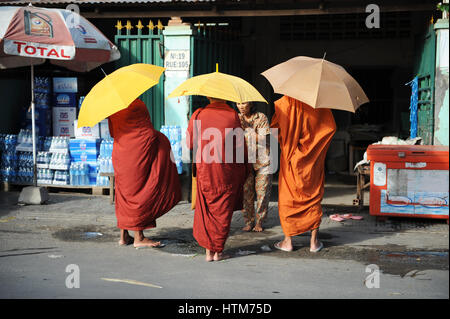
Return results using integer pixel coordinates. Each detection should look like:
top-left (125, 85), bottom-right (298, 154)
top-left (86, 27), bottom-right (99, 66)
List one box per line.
top-left (13, 41), bottom-right (26, 53)
top-left (60, 49), bottom-right (71, 59)
top-left (10, 41), bottom-right (72, 59)
top-left (47, 49), bottom-right (59, 58)
top-left (24, 46), bottom-right (36, 55)
top-left (37, 47), bottom-right (47, 56)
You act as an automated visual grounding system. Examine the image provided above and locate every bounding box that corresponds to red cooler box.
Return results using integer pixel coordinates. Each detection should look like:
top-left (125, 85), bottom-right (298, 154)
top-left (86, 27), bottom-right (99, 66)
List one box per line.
top-left (367, 145), bottom-right (449, 222)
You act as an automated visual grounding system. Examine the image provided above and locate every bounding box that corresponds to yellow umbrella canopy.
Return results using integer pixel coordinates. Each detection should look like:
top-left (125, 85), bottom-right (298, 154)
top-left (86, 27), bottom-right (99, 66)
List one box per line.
top-left (261, 56), bottom-right (369, 112)
top-left (167, 67), bottom-right (267, 104)
top-left (77, 63), bottom-right (165, 127)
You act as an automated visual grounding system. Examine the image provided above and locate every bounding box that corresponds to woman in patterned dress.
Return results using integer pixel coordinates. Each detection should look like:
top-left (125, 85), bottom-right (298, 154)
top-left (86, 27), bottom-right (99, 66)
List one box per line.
top-left (236, 102), bottom-right (272, 232)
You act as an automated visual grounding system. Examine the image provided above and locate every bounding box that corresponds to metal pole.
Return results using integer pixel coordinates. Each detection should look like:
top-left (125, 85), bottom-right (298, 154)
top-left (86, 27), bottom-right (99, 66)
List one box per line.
top-left (30, 63), bottom-right (37, 187)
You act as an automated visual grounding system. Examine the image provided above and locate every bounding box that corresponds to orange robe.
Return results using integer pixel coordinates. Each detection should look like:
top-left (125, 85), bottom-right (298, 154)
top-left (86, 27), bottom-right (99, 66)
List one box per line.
top-left (270, 96), bottom-right (336, 236)
top-left (108, 99), bottom-right (181, 231)
top-left (186, 102), bottom-right (249, 252)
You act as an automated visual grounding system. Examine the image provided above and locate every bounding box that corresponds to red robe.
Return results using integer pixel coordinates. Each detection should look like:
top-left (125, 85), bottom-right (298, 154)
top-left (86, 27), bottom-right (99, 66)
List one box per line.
top-left (186, 102), bottom-right (249, 252)
top-left (108, 99), bottom-right (181, 231)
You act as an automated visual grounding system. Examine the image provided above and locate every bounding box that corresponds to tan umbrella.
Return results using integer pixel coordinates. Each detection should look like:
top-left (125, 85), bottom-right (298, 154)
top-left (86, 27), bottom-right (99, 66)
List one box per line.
top-left (261, 56), bottom-right (369, 112)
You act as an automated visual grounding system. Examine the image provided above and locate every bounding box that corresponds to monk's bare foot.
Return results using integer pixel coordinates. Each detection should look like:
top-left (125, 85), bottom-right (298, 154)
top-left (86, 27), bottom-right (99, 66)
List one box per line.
top-left (206, 249), bottom-right (214, 262)
top-left (119, 230), bottom-right (134, 246)
top-left (252, 222), bottom-right (263, 232)
top-left (118, 236), bottom-right (134, 246)
top-left (242, 224), bottom-right (253, 232)
top-left (133, 237), bottom-right (162, 248)
top-left (213, 252), bottom-right (231, 261)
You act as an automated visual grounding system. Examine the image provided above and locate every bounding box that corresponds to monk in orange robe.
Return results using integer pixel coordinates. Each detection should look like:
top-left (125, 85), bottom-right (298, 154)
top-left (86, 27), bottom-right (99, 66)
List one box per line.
top-left (108, 98), bottom-right (181, 248)
top-left (186, 97), bottom-right (249, 261)
top-left (270, 95), bottom-right (336, 252)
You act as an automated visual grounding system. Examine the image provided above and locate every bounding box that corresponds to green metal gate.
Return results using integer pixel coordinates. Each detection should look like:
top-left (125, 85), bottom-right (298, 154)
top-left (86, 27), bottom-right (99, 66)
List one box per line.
top-left (115, 20), bottom-right (165, 130)
top-left (414, 22), bottom-right (436, 145)
top-left (190, 24), bottom-right (243, 115)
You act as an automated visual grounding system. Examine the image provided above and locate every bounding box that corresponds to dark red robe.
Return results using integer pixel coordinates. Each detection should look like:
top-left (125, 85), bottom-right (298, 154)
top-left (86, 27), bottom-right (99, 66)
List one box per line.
top-left (186, 102), bottom-right (249, 252)
top-left (108, 99), bottom-right (181, 231)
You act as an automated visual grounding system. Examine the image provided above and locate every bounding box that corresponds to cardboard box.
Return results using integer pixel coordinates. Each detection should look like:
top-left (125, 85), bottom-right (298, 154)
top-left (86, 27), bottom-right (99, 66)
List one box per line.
top-left (53, 77), bottom-right (78, 93)
top-left (53, 107), bottom-right (76, 124)
top-left (70, 153), bottom-right (98, 162)
top-left (53, 107), bottom-right (76, 137)
top-left (69, 138), bottom-right (100, 154)
top-left (53, 93), bottom-right (77, 107)
top-left (53, 122), bottom-right (74, 137)
top-left (99, 119), bottom-right (111, 138)
top-left (74, 120), bottom-right (100, 139)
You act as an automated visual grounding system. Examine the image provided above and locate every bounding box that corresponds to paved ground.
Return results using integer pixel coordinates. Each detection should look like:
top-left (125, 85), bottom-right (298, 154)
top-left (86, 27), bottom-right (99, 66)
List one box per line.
top-left (0, 173), bottom-right (448, 301)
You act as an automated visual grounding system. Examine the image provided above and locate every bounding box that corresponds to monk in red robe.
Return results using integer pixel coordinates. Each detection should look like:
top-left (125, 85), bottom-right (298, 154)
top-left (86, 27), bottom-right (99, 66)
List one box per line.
top-left (186, 97), bottom-right (249, 261)
top-left (108, 98), bottom-right (181, 248)
top-left (270, 95), bottom-right (336, 253)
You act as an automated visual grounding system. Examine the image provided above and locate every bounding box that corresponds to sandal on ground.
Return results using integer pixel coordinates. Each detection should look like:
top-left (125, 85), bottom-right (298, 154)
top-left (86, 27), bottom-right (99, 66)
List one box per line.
top-left (134, 243), bottom-right (166, 249)
top-left (330, 214), bottom-right (345, 222)
top-left (274, 241), bottom-right (293, 252)
top-left (343, 213), bottom-right (364, 220)
top-left (309, 241), bottom-right (324, 253)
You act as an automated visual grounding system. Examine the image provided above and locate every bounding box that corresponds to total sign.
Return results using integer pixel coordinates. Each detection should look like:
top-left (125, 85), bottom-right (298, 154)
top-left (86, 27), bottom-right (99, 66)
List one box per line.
top-left (3, 40), bottom-right (75, 60)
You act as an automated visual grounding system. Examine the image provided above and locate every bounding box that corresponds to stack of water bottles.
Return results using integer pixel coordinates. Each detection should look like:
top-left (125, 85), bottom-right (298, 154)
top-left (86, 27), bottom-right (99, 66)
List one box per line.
top-left (16, 129), bottom-right (33, 151)
top-left (14, 129), bottom-right (36, 184)
top-left (42, 137), bottom-right (53, 152)
top-left (37, 150), bottom-right (53, 184)
top-left (48, 136), bottom-right (70, 185)
top-left (69, 162), bottom-right (89, 186)
top-left (0, 134), bottom-right (18, 183)
top-left (69, 138), bottom-right (100, 186)
top-left (160, 125), bottom-right (183, 174)
top-left (37, 167), bottom-right (54, 185)
top-left (49, 153), bottom-right (71, 170)
top-left (16, 152), bottom-right (34, 184)
top-left (96, 138), bottom-right (114, 187)
top-left (49, 136), bottom-right (70, 153)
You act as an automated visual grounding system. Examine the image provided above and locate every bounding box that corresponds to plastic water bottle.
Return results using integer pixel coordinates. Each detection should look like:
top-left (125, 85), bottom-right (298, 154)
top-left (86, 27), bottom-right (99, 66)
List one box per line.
top-left (100, 140), bottom-right (105, 157)
top-left (176, 125), bottom-right (182, 142)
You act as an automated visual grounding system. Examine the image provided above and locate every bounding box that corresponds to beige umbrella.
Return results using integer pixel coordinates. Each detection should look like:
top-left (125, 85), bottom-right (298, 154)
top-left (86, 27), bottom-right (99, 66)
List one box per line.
top-left (261, 56), bottom-right (369, 112)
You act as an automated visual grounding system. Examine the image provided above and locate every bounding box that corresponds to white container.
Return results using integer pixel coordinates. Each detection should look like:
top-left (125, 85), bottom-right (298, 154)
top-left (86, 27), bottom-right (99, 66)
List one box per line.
top-left (74, 120), bottom-right (100, 139)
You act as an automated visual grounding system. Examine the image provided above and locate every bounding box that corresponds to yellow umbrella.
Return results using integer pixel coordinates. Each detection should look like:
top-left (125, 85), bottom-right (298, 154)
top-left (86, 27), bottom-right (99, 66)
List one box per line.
top-left (261, 56), bottom-right (369, 112)
top-left (167, 65), bottom-right (267, 103)
top-left (77, 63), bottom-right (165, 128)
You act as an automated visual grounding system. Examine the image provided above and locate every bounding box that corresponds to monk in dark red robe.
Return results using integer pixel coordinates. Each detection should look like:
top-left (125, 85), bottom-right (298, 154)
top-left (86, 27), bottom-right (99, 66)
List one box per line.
top-left (108, 98), bottom-right (181, 248)
top-left (186, 97), bottom-right (249, 261)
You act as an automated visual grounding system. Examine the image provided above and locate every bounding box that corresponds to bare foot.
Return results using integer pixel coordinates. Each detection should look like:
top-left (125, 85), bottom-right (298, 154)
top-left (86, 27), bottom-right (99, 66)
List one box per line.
top-left (133, 237), bottom-right (162, 248)
top-left (206, 249), bottom-right (214, 262)
top-left (252, 222), bottom-right (263, 232)
top-left (213, 252), bottom-right (231, 261)
top-left (118, 231), bottom-right (134, 246)
top-left (242, 224), bottom-right (253, 232)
